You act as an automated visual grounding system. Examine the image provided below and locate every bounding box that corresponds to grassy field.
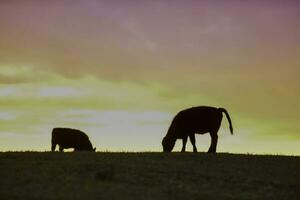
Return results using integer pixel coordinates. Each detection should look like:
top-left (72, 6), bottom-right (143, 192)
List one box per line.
top-left (0, 152), bottom-right (299, 200)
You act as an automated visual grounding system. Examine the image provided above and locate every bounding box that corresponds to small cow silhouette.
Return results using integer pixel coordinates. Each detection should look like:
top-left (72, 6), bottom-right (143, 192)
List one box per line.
top-left (162, 106), bottom-right (233, 153)
top-left (51, 128), bottom-right (96, 152)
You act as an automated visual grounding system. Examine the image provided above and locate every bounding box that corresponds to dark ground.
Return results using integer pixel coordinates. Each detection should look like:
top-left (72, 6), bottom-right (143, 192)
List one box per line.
top-left (0, 152), bottom-right (299, 200)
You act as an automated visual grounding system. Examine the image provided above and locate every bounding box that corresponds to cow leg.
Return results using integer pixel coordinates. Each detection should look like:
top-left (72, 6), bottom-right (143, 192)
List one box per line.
top-left (51, 144), bottom-right (56, 152)
top-left (208, 132), bottom-right (218, 153)
top-left (181, 136), bottom-right (188, 152)
top-left (189, 134), bottom-right (197, 153)
top-left (51, 140), bottom-right (56, 152)
top-left (59, 146), bottom-right (64, 152)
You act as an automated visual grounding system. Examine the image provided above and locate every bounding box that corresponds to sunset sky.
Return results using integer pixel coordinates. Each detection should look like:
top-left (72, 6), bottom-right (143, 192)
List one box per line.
top-left (0, 0), bottom-right (299, 154)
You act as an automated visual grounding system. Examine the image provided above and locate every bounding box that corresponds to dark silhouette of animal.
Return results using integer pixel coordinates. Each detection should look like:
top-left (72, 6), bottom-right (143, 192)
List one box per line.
top-left (51, 128), bottom-right (96, 152)
top-left (162, 106), bottom-right (233, 153)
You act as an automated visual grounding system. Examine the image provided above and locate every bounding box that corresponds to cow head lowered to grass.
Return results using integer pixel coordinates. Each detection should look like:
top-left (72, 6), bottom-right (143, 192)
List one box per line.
top-left (162, 106), bottom-right (233, 153)
top-left (51, 128), bottom-right (96, 152)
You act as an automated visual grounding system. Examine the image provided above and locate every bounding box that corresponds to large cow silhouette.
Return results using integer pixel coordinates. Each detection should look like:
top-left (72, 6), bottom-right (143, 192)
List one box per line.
top-left (162, 106), bottom-right (233, 153)
top-left (51, 128), bottom-right (96, 152)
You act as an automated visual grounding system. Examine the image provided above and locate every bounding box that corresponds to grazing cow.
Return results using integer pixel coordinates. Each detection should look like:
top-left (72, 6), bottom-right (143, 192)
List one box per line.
top-left (51, 128), bottom-right (96, 152)
top-left (162, 106), bottom-right (233, 153)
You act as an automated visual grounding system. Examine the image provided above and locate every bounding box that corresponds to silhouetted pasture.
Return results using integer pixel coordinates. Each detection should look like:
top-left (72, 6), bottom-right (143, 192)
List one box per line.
top-left (0, 152), bottom-right (299, 200)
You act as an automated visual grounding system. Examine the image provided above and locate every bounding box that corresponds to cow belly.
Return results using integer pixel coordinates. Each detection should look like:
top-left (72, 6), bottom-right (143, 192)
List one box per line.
top-left (57, 138), bottom-right (77, 148)
top-left (59, 143), bottom-right (75, 148)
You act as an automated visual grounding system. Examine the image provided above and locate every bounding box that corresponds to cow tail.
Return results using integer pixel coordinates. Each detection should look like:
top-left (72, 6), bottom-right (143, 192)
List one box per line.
top-left (51, 128), bottom-right (57, 151)
top-left (219, 108), bottom-right (233, 134)
top-left (51, 128), bottom-right (56, 140)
